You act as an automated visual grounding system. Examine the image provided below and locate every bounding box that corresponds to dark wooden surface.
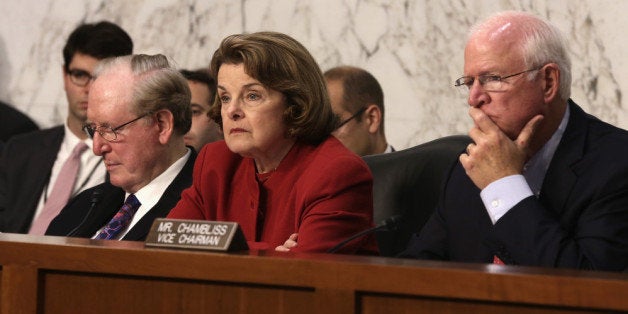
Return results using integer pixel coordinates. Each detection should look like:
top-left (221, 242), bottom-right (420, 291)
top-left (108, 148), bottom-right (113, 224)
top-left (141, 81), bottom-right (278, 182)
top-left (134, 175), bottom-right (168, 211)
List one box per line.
top-left (1, 233), bottom-right (627, 313)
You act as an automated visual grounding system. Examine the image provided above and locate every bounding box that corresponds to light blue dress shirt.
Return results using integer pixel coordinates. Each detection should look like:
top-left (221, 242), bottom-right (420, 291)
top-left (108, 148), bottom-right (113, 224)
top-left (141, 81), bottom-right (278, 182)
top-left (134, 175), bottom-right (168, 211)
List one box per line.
top-left (480, 105), bottom-right (570, 224)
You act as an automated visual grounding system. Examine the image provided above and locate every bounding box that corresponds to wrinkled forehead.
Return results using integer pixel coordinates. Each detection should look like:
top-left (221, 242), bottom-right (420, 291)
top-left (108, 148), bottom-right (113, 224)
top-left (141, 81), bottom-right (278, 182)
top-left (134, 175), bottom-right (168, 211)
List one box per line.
top-left (464, 20), bottom-right (525, 69)
top-left (88, 69), bottom-right (136, 120)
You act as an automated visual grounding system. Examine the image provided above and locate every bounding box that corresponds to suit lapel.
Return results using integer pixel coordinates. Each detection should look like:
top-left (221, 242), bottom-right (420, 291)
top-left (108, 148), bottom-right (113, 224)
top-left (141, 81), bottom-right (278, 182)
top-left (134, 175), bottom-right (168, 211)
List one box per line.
top-left (539, 101), bottom-right (588, 215)
top-left (123, 196), bottom-right (175, 241)
top-left (77, 185), bottom-right (125, 237)
top-left (12, 127), bottom-right (65, 232)
top-left (123, 149), bottom-right (197, 241)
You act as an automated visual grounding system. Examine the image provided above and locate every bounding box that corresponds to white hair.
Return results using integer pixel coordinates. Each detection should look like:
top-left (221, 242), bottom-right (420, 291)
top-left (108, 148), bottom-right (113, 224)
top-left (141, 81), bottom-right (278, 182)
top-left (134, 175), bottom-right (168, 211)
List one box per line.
top-left (469, 11), bottom-right (572, 100)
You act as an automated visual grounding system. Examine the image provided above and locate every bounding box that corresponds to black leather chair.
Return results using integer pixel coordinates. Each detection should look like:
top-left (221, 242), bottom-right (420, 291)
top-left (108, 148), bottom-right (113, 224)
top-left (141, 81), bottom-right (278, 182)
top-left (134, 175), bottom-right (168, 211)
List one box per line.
top-left (363, 135), bottom-right (471, 256)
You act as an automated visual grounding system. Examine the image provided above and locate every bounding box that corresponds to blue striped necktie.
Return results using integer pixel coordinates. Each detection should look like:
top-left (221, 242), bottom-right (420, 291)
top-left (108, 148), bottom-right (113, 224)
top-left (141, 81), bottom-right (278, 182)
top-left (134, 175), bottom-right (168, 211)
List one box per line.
top-left (95, 194), bottom-right (141, 240)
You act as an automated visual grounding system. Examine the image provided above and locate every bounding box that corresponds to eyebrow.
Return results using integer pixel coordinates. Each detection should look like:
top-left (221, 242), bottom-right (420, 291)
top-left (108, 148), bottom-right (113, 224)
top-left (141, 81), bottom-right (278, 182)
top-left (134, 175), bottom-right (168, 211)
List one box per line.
top-left (86, 120), bottom-right (114, 128)
top-left (217, 82), bottom-right (265, 91)
top-left (243, 82), bottom-right (264, 89)
top-left (68, 68), bottom-right (91, 73)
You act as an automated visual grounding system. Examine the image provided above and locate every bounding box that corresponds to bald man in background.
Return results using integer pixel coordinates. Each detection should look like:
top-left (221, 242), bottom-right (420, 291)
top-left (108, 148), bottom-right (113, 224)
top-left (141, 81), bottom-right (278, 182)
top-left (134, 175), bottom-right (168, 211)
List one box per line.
top-left (325, 66), bottom-right (393, 156)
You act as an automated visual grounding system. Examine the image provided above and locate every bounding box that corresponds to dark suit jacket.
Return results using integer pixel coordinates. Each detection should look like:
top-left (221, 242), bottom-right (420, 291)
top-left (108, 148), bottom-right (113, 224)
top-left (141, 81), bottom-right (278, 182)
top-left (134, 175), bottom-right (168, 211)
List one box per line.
top-left (0, 101), bottom-right (39, 142)
top-left (0, 126), bottom-right (65, 233)
top-left (401, 100), bottom-right (628, 271)
top-left (46, 149), bottom-right (196, 241)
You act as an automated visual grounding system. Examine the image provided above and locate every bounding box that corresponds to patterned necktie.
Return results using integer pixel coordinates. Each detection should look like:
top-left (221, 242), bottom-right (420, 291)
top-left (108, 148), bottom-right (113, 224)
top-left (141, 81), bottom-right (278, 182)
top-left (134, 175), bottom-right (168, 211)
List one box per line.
top-left (95, 194), bottom-right (141, 240)
top-left (29, 142), bottom-right (88, 235)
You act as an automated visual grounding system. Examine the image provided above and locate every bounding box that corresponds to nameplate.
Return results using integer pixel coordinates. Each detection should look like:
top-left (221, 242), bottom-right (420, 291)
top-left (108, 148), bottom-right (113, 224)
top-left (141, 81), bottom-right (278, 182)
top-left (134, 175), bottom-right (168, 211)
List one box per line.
top-left (145, 218), bottom-right (248, 252)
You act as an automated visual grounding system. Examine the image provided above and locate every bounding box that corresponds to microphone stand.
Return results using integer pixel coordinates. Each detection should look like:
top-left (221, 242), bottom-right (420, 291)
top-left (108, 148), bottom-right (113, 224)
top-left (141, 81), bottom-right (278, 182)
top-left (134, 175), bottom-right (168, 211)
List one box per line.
top-left (66, 188), bottom-right (103, 237)
top-left (327, 215), bottom-right (402, 254)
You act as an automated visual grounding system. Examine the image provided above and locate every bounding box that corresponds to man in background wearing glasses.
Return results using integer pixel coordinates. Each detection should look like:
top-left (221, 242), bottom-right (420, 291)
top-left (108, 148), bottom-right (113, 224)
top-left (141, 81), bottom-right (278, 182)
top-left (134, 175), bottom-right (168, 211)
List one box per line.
top-left (325, 66), bottom-right (393, 156)
top-left (0, 22), bottom-right (133, 234)
top-left (180, 68), bottom-right (222, 152)
top-left (46, 54), bottom-right (195, 241)
top-left (401, 11), bottom-right (628, 271)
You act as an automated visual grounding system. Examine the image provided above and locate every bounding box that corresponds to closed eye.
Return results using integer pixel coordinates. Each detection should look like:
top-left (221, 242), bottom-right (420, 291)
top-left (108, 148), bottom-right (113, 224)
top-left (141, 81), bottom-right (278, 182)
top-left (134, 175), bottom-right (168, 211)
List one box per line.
top-left (480, 75), bottom-right (502, 83)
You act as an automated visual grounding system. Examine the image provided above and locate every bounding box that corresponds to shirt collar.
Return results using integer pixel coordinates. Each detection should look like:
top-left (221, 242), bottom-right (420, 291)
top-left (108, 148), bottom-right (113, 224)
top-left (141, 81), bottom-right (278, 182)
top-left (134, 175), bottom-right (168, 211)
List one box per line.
top-left (129, 148), bottom-right (191, 210)
top-left (63, 122), bottom-right (93, 150)
top-left (523, 103), bottom-right (570, 196)
top-left (383, 144), bottom-right (394, 154)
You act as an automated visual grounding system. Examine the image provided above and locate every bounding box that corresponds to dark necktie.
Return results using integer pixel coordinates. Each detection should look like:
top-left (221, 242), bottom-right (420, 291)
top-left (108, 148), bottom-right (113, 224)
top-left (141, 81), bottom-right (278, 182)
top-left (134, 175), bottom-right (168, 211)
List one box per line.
top-left (95, 194), bottom-right (141, 240)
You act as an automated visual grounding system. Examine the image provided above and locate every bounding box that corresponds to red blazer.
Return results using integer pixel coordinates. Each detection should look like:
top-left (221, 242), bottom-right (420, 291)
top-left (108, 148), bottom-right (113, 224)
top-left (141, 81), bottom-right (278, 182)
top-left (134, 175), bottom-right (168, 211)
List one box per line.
top-left (168, 136), bottom-right (377, 254)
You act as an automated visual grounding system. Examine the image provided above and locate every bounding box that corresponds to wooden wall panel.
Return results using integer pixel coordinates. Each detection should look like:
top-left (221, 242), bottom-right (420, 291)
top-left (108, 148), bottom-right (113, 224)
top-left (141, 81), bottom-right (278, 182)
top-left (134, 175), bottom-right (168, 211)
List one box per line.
top-left (0, 234), bottom-right (627, 314)
top-left (359, 294), bottom-right (606, 314)
top-left (42, 272), bottom-right (315, 314)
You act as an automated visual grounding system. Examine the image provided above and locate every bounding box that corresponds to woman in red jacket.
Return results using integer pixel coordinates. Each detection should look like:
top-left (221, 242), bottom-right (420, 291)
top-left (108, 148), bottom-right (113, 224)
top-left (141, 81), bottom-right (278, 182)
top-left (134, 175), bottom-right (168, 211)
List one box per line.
top-left (168, 31), bottom-right (377, 254)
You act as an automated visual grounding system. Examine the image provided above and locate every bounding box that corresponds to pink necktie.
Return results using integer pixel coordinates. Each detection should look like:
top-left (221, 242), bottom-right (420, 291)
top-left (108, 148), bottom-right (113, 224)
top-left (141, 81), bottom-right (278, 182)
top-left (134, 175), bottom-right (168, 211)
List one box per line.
top-left (29, 142), bottom-right (88, 235)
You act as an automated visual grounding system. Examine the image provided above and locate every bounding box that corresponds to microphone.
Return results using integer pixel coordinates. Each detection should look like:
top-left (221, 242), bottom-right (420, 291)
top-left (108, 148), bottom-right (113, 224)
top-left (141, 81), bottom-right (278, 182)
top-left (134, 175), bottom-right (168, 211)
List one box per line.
top-left (66, 188), bottom-right (103, 237)
top-left (326, 215), bottom-right (402, 254)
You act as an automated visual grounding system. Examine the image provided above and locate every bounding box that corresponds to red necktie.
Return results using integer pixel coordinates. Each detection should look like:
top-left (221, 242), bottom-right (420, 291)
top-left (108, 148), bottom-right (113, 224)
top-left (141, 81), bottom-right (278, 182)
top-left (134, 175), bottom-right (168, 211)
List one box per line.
top-left (29, 142), bottom-right (88, 235)
top-left (493, 255), bottom-right (505, 265)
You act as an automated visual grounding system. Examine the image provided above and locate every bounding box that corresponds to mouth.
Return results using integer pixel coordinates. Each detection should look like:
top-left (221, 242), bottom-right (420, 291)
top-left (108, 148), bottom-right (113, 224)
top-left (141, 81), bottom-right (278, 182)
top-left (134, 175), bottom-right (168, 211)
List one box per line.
top-left (229, 128), bottom-right (247, 135)
top-left (104, 160), bottom-right (120, 171)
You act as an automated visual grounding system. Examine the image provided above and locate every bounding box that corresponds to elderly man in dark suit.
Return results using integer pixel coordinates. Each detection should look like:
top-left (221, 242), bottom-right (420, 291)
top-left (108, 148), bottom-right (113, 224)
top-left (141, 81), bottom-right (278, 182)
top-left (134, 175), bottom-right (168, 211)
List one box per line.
top-left (401, 11), bottom-right (628, 271)
top-left (0, 21), bottom-right (133, 234)
top-left (46, 54), bottom-right (194, 241)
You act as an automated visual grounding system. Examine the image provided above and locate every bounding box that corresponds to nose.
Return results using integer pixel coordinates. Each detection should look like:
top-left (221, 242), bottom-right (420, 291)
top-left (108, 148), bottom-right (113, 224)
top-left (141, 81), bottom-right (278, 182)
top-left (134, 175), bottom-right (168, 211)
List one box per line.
top-left (92, 131), bottom-right (111, 156)
top-left (223, 98), bottom-right (244, 121)
top-left (467, 80), bottom-right (489, 108)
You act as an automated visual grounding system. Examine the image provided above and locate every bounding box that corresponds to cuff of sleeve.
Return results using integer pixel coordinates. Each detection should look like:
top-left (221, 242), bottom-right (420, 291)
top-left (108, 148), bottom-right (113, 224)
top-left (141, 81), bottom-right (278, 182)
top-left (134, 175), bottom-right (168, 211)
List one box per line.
top-left (480, 174), bottom-right (534, 225)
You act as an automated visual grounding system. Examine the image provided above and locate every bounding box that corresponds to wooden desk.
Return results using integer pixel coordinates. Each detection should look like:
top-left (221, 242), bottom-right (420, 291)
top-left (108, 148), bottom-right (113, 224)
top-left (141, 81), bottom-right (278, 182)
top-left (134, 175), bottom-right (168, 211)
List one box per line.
top-left (1, 233), bottom-right (627, 314)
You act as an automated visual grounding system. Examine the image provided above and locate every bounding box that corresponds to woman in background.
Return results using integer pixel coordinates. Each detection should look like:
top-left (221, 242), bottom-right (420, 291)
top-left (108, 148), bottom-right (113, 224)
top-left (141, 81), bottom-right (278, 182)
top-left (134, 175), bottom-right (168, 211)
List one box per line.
top-left (168, 31), bottom-right (377, 254)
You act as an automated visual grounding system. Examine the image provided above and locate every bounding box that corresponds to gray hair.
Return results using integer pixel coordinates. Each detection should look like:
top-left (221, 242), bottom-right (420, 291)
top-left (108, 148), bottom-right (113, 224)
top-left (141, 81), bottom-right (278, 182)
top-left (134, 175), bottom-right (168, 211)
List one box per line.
top-left (93, 54), bottom-right (192, 135)
top-left (469, 11), bottom-right (572, 100)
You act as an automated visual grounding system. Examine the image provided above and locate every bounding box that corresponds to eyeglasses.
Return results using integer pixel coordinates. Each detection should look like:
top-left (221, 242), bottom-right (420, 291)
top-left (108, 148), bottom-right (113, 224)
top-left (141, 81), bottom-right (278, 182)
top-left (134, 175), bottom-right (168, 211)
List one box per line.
top-left (454, 67), bottom-right (542, 92)
top-left (67, 69), bottom-right (94, 87)
top-left (336, 106), bottom-right (367, 129)
top-left (83, 113), bottom-right (151, 142)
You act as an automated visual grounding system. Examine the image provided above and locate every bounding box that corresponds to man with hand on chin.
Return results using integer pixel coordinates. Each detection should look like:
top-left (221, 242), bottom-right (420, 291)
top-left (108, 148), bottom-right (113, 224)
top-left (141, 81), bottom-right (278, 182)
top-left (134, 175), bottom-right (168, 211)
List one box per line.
top-left (401, 11), bottom-right (628, 271)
